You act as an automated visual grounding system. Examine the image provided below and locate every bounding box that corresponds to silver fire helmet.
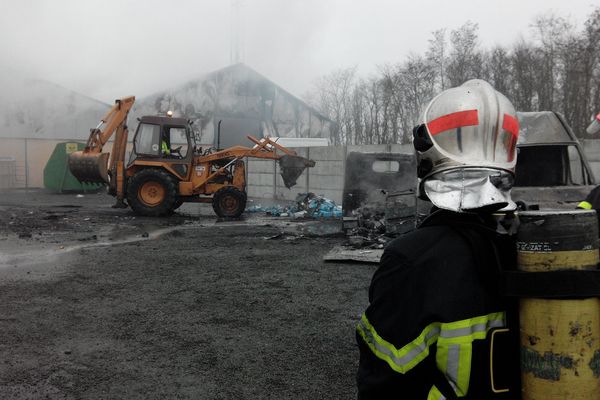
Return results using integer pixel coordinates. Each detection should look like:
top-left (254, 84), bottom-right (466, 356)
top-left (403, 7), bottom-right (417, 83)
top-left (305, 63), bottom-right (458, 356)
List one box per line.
top-left (413, 79), bottom-right (519, 212)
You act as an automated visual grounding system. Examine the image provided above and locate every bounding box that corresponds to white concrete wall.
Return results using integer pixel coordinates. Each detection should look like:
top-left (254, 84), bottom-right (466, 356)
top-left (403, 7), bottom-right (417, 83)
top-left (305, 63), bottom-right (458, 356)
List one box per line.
top-left (246, 144), bottom-right (413, 204)
top-left (1, 137), bottom-right (416, 204)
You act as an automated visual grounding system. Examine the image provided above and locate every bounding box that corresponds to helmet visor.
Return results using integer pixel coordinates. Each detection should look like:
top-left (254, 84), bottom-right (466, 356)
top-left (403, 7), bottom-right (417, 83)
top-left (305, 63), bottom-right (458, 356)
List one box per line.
top-left (423, 168), bottom-right (516, 212)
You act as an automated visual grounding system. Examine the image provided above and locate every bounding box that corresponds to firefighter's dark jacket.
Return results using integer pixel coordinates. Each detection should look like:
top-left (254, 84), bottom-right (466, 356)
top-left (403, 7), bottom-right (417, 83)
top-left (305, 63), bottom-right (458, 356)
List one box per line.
top-left (356, 210), bottom-right (519, 399)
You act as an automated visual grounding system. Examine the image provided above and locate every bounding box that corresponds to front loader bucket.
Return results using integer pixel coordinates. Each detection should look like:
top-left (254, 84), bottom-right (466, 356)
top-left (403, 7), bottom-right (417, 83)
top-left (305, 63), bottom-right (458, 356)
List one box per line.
top-left (68, 151), bottom-right (110, 184)
top-left (278, 155), bottom-right (316, 189)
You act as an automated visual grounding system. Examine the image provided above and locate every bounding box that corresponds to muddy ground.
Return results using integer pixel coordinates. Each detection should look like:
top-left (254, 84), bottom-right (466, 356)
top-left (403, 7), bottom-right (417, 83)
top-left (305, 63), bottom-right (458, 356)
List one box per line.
top-left (0, 190), bottom-right (375, 399)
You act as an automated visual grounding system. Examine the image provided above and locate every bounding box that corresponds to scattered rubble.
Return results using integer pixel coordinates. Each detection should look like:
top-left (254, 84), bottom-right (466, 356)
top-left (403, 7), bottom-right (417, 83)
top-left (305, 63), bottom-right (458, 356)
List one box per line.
top-left (323, 246), bottom-right (383, 264)
top-left (246, 192), bottom-right (343, 218)
top-left (343, 190), bottom-right (416, 250)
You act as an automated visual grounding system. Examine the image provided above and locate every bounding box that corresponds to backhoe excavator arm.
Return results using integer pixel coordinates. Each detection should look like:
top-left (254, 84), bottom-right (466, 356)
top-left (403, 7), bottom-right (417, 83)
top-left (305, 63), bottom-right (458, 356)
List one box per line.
top-left (193, 136), bottom-right (315, 191)
top-left (199, 135), bottom-right (304, 162)
top-left (68, 96), bottom-right (135, 207)
top-left (84, 96), bottom-right (135, 153)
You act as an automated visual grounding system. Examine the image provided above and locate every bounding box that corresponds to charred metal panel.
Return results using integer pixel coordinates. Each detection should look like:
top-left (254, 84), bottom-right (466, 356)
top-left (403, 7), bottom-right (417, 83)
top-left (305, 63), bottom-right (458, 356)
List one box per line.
top-left (342, 152), bottom-right (416, 235)
top-left (342, 152), bottom-right (416, 215)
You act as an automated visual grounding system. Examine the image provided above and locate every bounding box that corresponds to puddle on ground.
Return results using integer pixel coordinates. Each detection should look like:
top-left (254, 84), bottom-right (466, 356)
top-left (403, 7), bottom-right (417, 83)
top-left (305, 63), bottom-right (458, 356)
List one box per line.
top-left (0, 216), bottom-right (291, 269)
top-left (0, 224), bottom-right (200, 269)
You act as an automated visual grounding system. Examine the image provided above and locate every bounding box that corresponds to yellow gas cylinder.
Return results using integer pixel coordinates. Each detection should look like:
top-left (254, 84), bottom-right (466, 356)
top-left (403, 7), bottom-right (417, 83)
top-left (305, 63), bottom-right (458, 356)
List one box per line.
top-left (517, 210), bottom-right (600, 399)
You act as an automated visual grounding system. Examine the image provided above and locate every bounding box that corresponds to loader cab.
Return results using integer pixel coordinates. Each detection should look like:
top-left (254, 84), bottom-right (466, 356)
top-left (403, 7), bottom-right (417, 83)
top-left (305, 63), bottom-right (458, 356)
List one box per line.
top-left (129, 115), bottom-right (194, 177)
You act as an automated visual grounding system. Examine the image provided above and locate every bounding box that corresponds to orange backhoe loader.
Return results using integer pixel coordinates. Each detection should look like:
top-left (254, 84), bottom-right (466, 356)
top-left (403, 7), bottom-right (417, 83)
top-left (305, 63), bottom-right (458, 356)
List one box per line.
top-left (68, 96), bottom-right (315, 217)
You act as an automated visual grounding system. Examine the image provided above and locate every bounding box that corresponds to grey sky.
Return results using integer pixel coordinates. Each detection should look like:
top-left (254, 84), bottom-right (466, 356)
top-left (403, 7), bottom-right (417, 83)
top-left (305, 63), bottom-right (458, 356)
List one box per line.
top-left (0, 0), bottom-right (596, 102)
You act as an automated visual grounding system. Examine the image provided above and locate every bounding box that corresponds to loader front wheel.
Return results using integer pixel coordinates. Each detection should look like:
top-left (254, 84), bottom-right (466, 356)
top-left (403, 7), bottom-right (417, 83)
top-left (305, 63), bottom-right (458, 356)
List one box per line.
top-left (127, 169), bottom-right (178, 217)
top-left (173, 198), bottom-right (184, 210)
top-left (212, 186), bottom-right (247, 218)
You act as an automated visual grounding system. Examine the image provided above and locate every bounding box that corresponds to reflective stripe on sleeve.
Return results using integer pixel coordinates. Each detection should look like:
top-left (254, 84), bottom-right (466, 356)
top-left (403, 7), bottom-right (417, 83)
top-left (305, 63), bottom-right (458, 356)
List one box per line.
top-left (436, 312), bottom-right (505, 397)
top-left (357, 311), bottom-right (505, 383)
top-left (578, 201), bottom-right (593, 210)
top-left (427, 385), bottom-right (447, 400)
top-left (357, 313), bottom-right (440, 374)
top-left (438, 312), bottom-right (505, 343)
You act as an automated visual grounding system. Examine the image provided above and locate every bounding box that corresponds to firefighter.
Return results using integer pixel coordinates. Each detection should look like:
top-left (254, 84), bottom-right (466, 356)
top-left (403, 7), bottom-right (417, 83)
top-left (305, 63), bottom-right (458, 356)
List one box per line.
top-left (162, 110), bottom-right (174, 156)
top-left (356, 79), bottom-right (521, 399)
top-left (577, 186), bottom-right (600, 212)
top-left (161, 139), bottom-right (170, 156)
top-left (576, 114), bottom-right (600, 226)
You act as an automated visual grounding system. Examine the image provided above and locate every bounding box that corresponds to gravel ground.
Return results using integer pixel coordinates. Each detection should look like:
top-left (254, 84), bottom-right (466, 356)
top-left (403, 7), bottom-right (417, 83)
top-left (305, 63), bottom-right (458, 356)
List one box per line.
top-left (0, 189), bottom-right (374, 399)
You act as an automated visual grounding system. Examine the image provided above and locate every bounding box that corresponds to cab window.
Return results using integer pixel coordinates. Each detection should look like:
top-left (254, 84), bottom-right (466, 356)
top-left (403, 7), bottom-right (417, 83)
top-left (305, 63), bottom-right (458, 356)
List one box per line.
top-left (165, 126), bottom-right (189, 158)
top-left (134, 123), bottom-right (161, 156)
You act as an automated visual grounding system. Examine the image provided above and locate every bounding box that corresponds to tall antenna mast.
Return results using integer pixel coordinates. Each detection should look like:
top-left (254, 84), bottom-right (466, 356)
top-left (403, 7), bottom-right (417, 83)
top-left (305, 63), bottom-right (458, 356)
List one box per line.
top-left (230, 0), bottom-right (244, 64)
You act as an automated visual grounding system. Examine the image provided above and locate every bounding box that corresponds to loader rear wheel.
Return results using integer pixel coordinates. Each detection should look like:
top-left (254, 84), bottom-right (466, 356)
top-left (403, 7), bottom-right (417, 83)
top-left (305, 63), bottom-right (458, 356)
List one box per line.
top-left (127, 169), bottom-right (178, 217)
top-left (212, 186), bottom-right (247, 218)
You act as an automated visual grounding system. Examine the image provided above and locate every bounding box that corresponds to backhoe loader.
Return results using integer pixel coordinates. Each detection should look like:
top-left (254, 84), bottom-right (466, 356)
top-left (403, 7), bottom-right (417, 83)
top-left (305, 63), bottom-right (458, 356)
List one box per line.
top-left (68, 96), bottom-right (315, 217)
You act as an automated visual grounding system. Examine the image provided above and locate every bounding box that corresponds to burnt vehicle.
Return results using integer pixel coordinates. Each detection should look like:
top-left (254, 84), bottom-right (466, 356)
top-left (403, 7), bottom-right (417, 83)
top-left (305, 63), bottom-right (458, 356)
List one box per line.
top-left (342, 152), bottom-right (417, 236)
top-left (343, 111), bottom-right (596, 239)
top-left (511, 111), bottom-right (595, 209)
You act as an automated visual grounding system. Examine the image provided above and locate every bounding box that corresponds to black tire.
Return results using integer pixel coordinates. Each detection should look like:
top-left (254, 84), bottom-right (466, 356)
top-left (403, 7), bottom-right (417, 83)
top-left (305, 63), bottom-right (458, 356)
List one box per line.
top-left (127, 169), bottom-right (178, 217)
top-left (212, 186), bottom-right (247, 218)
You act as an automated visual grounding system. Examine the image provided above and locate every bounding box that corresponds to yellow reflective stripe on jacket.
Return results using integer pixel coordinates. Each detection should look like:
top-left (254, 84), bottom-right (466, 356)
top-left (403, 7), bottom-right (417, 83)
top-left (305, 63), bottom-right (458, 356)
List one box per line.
top-left (578, 201), bottom-right (593, 210)
top-left (438, 312), bottom-right (505, 343)
top-left (427, 385), bottom-right (446, 400)
top-left (357, 311), bottom-right (505, 381)
top-left (436, 342), bottom-right (472, 397)
top-left (436, 312), bottom-right (505, 397)
top-left (161, 141), bottom-right (170, 154)
top-left (357, 313), bottom-right (440, 374)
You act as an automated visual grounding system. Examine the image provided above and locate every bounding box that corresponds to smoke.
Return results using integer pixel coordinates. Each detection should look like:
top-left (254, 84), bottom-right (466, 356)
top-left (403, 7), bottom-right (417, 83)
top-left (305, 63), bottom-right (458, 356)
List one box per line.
top-left (0, 0), bottom-right (593, 105)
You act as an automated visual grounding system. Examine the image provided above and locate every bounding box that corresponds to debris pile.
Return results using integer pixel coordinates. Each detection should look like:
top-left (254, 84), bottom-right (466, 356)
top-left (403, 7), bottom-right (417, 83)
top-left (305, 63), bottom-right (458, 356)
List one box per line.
top-left (246, 192), bottom-right (343, 219)
top-left (344, 203), bottom-right (388, 249)
top-left (343, 191), bottom-right (417, 249)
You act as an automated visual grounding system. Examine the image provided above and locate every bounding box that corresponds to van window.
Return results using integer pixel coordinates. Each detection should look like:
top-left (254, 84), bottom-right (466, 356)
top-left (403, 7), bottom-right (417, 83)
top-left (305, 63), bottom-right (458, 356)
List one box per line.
top-left (515, 146), bottom-right (568, 186)
top-left (372, 160), bottom-right (400, 173)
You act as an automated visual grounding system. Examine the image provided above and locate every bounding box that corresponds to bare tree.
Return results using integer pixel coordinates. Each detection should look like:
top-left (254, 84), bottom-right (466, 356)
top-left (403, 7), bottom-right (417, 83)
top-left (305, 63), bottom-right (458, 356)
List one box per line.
top-left (398, 55), bottom-right (436, 143)
top-left (531, 13), bottom-right (572, 111)
top-left (484, 46), bottom-right (512, 95)
top-left (583, 7), bottom-right (600, 134)
top-left (562, 7), bottom-right (600, 137)
top-left (306, 7), bottom-right (600, 143)
top-left (310, 67), bottom-right (357, 145)
top-left (363, 77), bottom-right (384, 144)
top-left (446, 21), bottom-right (482, 87)
top-left (509, 40), bottom-right (537, 111)
top-left (426, 29), bottom-right (448, 91)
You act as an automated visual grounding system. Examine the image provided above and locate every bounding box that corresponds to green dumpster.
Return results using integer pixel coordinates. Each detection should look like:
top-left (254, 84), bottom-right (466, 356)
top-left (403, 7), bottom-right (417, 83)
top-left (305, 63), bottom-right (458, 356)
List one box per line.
top-left (44, 142), bottom-right (104, 192)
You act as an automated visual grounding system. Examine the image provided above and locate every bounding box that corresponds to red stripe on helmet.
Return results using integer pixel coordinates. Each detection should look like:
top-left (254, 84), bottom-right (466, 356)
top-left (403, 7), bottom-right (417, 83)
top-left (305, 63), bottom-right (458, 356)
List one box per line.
top-left (426, 109), bottom-right (479, 135)
top-left (596, 113), bottom-right (600, 121)
top-left (502, 114), bottom-right (519, 138)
